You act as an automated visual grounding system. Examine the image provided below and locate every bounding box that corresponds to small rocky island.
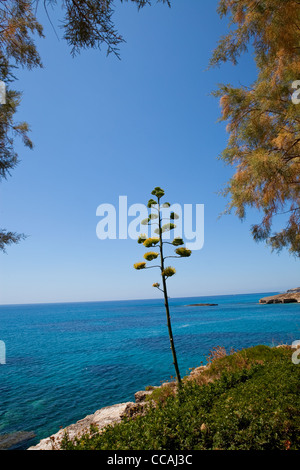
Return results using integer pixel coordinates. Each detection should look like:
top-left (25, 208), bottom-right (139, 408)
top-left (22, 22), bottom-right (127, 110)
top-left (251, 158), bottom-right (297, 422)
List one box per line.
top-left (259, 287), bottom-right (300, 304)
top-left (187, 303), bottom-right (218, 307)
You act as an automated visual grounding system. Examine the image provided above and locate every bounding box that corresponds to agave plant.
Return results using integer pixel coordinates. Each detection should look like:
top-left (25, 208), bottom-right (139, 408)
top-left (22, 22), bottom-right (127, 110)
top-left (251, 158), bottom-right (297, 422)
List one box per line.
top-left (133, 187), bottom-right (192, 386)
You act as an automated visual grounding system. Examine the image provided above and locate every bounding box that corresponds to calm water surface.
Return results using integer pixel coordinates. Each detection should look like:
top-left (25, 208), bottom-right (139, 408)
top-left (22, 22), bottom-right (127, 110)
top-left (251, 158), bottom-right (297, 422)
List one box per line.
top-left (0, 293), bottom-right (299, 447)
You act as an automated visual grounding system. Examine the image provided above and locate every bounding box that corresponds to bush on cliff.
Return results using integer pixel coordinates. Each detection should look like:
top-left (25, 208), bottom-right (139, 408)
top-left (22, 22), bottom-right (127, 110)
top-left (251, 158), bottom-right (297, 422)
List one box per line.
top-left (61, 345), bottom-right (300, 450)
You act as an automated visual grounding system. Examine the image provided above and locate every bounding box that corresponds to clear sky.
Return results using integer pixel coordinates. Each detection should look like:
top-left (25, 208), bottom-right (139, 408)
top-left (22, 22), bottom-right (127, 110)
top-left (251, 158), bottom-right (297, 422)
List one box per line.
top-left (0, 0), bottom-right (298, 304)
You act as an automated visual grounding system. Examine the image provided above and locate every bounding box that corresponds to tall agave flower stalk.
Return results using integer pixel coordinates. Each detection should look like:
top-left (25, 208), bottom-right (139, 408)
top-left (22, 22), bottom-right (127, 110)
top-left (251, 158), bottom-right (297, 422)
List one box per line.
top-left (133, 187), bottom-right (192, 387)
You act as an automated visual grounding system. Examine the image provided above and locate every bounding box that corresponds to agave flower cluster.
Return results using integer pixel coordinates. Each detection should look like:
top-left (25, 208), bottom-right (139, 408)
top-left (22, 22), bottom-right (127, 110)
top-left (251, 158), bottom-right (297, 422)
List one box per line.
top-left (132, 187), bottom-right (192, 386)
top-left (133, 187), bottom-right (192, 286)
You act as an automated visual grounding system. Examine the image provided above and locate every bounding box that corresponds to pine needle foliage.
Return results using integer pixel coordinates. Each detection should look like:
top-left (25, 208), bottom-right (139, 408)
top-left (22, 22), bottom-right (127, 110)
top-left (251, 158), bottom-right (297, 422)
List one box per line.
top-left (211, 0), bottom-right (300, 257)
top-left (0, 1), bottom-right (43, 251)
top-left (0, 0), bottom-right (170, 251)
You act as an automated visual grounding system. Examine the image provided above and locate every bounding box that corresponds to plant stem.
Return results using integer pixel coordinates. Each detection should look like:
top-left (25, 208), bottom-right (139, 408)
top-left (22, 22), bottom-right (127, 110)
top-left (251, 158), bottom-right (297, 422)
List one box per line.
top-left (158, 198), bottom-right (182, 387)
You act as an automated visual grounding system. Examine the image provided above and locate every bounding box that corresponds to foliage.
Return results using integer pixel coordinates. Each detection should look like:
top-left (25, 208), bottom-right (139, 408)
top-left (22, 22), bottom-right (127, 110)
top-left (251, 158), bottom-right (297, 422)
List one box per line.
top-left (0, 1), bottom-right (44, 251)
top-left (0, 230), bottom-right (26, 253)
top-left (60, 345), bottom-right (300, 450)
top-left (0, 1), bottom-right (171, 252)
top-left (0, 1), bottom-right (43, 68)
top-left (211, 0), bottom-right (300, 256)
top-left (51, 0), bottom-right (170, 58)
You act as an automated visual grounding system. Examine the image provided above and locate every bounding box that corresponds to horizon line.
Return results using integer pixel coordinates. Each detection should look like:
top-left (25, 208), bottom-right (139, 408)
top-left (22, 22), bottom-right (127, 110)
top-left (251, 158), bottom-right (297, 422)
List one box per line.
top-left (0, 290), bottom-right (281, 307)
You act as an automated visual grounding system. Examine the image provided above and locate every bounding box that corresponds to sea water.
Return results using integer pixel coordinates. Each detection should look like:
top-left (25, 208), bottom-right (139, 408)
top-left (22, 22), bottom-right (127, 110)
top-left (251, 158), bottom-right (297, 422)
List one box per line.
top-left (0, 293), bottom-right (299, 447)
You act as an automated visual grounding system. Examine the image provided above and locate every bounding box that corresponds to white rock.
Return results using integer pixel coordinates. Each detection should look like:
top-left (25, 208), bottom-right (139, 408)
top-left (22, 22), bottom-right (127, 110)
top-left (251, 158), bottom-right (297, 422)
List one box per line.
top-left (28, 402), bottom-right (134, 450)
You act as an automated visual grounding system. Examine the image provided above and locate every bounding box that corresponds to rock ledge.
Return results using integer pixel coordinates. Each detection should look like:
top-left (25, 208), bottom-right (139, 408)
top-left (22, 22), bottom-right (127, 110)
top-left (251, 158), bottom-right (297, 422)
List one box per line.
top-left (259, 291), bottom-right (300, 304)
top-left (27, 402), bottom-right (133, 450)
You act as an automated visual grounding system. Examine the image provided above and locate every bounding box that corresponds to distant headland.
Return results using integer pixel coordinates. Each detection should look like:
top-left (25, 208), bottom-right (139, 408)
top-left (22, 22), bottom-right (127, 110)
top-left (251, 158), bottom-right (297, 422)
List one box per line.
top-left (259, 288), bottom-right (300, 304)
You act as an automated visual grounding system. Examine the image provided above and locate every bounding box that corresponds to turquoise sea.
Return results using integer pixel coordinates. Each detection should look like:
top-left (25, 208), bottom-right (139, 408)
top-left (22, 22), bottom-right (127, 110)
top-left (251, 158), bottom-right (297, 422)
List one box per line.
top-left (0, 293), bottom-right (299, 448)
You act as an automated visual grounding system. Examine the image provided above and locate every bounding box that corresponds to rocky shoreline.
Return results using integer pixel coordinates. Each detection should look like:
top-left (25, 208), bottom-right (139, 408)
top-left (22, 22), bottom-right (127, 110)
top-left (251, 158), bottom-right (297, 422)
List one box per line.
top-left (27, 343), bottom-right (297, 450)
top-left (259, 289), bottom-right (300, 304)
top-left (28, 372), bottom-right (207, 450)
top-left (25, 290), bottom-right (299, 451)
top-left (27, 402), bottom-right (133, 450)
top-left (27, 387), bottom-right (165, 450)
top-left (0, 431), bottom-right (36, 450)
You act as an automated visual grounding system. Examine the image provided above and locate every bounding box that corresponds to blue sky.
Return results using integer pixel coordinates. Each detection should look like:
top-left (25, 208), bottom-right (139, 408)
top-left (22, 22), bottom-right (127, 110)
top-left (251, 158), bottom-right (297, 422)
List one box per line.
top-left (0, 0), bottom-right (298, 304)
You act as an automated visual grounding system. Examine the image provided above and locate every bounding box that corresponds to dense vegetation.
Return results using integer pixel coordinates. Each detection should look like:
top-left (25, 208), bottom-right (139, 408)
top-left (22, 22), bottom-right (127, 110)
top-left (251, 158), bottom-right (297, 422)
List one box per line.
top-left (211, 0), bottom-right (300, 256)
top-left (61, 345), bottom-right (300, 450)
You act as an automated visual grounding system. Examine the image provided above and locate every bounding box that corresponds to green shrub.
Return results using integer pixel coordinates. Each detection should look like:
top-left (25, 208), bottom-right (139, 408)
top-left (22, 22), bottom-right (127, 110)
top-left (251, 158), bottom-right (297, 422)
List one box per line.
top-left (61, 346), bottom-right (300, 450)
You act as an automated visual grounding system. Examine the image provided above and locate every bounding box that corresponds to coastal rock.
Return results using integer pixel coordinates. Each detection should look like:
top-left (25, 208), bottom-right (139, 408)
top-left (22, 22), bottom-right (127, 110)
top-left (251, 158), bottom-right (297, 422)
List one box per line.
top-left (28, 387), bottom-right (165, 450)
top-left (121, 402), bottom-right (149, 419)
top-left (186, 365), bottom-right (208, 382)
top-left (189, 365), bottom-right (207, 376)
top-left (29, 348), bottom-right (269, 450)
top-left (27, 402), bottom-right (134, 450)
top-left (161, 381), bottom-right (177, 388)
top-left (287, 287), bottom-right (300, 293)
top-left (134, 390), bottom-right (155, 403)
top-left (121, 390), bottom-right (156, 419)
top-left (259, 292), bottom-right (300, 304)
top-left (187, 303), bottom-right (218, 307)
top-left (0, 431), bottom-right (36, 450)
